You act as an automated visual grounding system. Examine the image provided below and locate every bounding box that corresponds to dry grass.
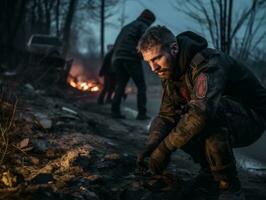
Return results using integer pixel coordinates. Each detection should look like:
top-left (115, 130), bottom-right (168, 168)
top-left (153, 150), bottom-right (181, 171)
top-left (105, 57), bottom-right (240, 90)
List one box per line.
top-left (0, 86), bottom-right (18, 165)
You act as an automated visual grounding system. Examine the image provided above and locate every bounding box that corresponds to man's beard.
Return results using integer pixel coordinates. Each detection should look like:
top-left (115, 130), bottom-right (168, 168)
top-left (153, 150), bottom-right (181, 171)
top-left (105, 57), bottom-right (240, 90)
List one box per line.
top-left (157, 67), bottom-right (173, 80)
top-left (158, 54), bottom-right (177, 80)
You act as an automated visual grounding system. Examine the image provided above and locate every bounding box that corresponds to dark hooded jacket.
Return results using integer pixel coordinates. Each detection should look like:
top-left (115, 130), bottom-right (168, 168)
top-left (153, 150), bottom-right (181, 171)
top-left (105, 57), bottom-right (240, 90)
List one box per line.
top-left (147, 31), bottom-right (266, 151)
top-left (99, 48), bottom-right (114, 76)
top-left (111, 16), bottom-right (155, 63)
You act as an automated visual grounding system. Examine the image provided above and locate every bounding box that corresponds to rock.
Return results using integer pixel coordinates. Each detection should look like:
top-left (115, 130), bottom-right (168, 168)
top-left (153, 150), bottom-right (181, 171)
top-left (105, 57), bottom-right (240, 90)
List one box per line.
top-left (46, 148), bottom-right (56, 158)
top-left (39, 119), bottom-right (52, 129)
top-left (80, 188), bottom-right (99, 200)
top-left (30, 156), bottom-right (40, 165)
top-left (34, 113), bottom-right (52, 129)
top-left (97, 153), bottom-right (121, 169)
top-left (104, 153), bottom-right (120, 161)
top-left (74, 155), bottom-right (91, 170)
top-left (31, 173), bottom-right (54, 184)
top-left (24, 83), bottom-right (35, 91)
top-left (17, 138), bottom-right (30, 149)
top-left (97, 160), bottom-right (117, 169)
top-left (85, 174), bottom-right (103, 184)
top-left (31, 139), bottom-right (49, 153)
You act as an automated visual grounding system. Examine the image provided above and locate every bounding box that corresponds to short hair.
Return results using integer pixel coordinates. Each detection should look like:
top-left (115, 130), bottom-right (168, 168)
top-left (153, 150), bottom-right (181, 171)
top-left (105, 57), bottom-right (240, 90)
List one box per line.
top-left (137, 25), bottom-right (176, 52)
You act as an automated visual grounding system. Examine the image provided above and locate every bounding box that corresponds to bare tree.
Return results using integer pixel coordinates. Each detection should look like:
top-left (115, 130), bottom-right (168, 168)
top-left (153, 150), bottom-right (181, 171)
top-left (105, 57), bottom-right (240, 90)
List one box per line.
top-left (55, 0), bottom-right (60, 37)
top-left (0, 0), bottom-right (28, 67)
top-left (0, 0), bottom-right (119, 69)
top-left (77, 0), bottom-right (119, 57)
top-left (118, 0), bottom-right (128, 29)
top-left (43, 0), bottom-right (56, 34)
top-left (100, 0), bottom-right (105, 59)
top-left (63, 0), bottom-right (78, 55)
top-left (28, 0), bottom-right (56, 34)
top-left (174, 0), bottom-right (266, 59)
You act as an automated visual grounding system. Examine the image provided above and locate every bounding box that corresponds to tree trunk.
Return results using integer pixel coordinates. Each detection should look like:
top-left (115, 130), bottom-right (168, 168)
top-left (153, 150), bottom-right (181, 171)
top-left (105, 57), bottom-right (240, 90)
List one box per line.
top-left (56, 0), bottom-right (60, 37)
top-left (219, 0), bottom-right (226, 52)
top-left (44, 0), bottom-right (55, 34)
top-left (227, 0), bottom-right (233, 54)
top-left (100, 0), bottom-right (105, 59)
top-left (63, 0), bottom-right (78, 56)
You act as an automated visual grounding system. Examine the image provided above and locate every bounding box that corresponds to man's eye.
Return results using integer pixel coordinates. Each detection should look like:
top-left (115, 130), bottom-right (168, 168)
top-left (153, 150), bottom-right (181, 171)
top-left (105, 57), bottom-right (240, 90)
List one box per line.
top-left (152, 58), bottom-right (158, 63)
top-left (155, 55), bottom-right (162, 61)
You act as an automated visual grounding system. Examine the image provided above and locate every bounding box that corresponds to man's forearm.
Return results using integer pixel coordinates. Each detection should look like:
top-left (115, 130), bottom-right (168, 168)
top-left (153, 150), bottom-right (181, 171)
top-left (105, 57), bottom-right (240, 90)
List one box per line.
top-left (141, 115), bottom-right (176, 155)
top-left (164, 106), bottom-right (207, 151)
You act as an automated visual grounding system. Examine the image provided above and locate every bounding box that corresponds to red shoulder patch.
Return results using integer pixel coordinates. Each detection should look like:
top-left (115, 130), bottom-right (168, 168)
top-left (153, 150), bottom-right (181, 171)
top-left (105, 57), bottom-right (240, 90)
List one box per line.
top-left (195, 73), bottom-right (207, 98)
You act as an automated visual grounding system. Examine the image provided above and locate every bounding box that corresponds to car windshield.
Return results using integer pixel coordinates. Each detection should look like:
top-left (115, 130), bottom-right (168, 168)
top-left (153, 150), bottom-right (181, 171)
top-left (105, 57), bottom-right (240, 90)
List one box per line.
top-left (31, 36), bottom-right (62, 46)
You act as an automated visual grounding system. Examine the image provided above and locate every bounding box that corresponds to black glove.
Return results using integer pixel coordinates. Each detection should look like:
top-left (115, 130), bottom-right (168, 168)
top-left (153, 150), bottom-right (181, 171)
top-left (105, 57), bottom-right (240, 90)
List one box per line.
top-left (149, 141), bottom-right (171, 175)
top-left (135, 152), bottom-right (148, 176)
top-left (135, 143), bottom-right (158, 176)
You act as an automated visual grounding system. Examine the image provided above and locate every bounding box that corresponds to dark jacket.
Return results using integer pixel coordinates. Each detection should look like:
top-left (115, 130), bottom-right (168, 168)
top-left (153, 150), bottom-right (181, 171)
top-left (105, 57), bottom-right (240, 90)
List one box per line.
top-left (148, 31), bottom-right (266, 151)
top-left (99, 49), bottom-right (114, 76)
top-left (112, 17), bottom-right (154, 63)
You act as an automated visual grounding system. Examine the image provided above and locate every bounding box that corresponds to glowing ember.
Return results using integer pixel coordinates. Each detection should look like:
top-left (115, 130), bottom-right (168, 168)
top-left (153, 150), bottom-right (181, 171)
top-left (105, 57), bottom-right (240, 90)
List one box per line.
top-left (67, 76), bottom-right (101, 92)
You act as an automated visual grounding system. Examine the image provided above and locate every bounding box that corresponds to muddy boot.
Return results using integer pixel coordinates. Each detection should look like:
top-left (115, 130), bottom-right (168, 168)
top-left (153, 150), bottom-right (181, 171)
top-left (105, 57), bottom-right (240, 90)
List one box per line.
top-left (218, 178), bottom-right (245, 200)
top-left (183, 169), bottom-right (219, 199)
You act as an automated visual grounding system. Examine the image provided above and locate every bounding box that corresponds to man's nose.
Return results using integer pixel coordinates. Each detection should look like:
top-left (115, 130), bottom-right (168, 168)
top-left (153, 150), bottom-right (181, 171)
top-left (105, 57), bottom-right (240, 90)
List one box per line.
top-left (150, 63), bottom-right (160, 72)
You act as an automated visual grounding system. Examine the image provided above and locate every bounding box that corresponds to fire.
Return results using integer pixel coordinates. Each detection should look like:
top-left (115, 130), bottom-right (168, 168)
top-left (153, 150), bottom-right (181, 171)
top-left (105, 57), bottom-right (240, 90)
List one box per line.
top-left (67, 76), bottom-right (101, 92)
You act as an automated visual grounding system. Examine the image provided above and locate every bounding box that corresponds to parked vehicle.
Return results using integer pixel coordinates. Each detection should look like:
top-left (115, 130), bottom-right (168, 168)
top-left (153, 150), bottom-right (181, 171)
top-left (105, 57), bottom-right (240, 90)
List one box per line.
top-left (27, 34), bottom-right (63, 57)
top-left (22, 34), bottom-right (72, 87)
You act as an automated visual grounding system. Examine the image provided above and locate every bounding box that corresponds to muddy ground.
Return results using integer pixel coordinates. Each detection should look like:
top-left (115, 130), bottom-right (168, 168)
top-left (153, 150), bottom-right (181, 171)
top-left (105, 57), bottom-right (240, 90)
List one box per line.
top-left (0, 83), bottom-right (266, 200)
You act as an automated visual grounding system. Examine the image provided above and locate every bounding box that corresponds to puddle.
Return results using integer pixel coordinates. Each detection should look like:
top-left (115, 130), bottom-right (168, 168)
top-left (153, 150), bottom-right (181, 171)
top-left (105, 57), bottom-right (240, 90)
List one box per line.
top-left (235, 152), bottom-right (266, 175)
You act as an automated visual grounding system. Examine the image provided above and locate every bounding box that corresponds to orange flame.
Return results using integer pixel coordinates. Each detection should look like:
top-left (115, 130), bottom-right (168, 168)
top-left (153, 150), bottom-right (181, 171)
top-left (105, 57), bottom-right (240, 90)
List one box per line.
top-left (67, 76), bottom-right (101, 92)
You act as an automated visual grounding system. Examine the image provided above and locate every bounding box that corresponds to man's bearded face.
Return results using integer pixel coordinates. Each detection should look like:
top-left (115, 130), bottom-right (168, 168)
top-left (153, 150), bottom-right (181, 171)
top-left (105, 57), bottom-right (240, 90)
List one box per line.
top-left (142, 44), bottom-right (176, 80)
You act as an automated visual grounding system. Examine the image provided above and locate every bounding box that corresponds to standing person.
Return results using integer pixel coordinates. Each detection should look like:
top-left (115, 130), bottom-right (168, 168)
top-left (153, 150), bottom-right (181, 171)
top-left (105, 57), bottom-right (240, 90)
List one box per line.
top-left (97, 45), bottom-right (116, 104)
top-left (136, 25), bottom-right (266, 200)
top-left (111, 9), bottom-right (156, 119)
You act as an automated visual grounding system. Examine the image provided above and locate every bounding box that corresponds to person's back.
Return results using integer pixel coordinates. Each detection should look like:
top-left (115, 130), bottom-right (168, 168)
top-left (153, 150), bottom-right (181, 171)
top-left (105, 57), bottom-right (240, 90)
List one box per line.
top-left (111, 9), bottom-right (156, 119)
top-left (195, 48), bottom-right (266, 120)
top-left (99, 49), bottom-right (114, 77)
top-left (184, 47), bottom-right (266, 147)
top-left (112, 18), bottom-right (152, 62)
top-left (222, 54), bottom-right (266, 117)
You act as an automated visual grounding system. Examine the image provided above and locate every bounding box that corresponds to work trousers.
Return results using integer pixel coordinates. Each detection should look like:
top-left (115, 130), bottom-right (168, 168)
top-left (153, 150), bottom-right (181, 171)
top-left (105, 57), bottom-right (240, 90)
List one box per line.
top-left (111, 59), bottom-right (147, 115)
top-left (181, 97), bottom-right (266, 181)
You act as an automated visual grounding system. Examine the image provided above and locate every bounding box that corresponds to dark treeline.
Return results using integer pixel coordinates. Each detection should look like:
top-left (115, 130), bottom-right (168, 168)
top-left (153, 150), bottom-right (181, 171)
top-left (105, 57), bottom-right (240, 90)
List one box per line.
top-left (0, 0), bottom-right (265, 84)
top-left (0, 0), bottom-right (119, 70)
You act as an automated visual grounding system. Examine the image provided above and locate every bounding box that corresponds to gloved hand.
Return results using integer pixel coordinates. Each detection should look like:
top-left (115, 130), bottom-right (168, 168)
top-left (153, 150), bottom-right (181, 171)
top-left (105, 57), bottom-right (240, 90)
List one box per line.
top-left (135, 152), bottom-right (148, 175)
top-left (135, 142), bottom-right (159, 176)
top-left (149, 141), bottom-right (171, 175)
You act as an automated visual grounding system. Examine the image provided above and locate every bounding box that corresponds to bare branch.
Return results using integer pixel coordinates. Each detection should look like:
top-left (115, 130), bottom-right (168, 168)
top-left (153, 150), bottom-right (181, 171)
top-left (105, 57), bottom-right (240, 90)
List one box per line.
top-left (210, 0), bottom-right (220, 48)
top-left (230, 0), bottom-right (256, 40)
top-left (197, 1), bottom-right (216, 47)
top-left (252, 30), bottom-right (266, 51)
